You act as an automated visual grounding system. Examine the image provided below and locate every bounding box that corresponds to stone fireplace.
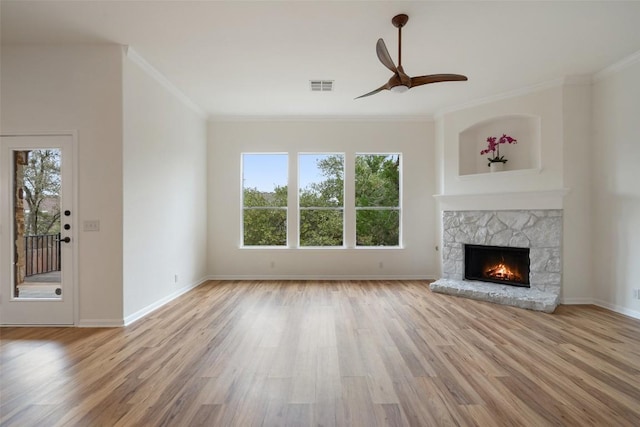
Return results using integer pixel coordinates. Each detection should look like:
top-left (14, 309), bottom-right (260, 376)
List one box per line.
top-left (430, 209), bottom-right (562, 312)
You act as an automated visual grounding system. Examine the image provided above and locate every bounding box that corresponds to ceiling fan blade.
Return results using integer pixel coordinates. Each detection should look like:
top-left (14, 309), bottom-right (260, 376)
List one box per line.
top-left (410, 74), bottom-right (468, 87)
top-left (376, 39), bottom-right (397, 73)
top-left (355, 83), bottom-right (389, 99)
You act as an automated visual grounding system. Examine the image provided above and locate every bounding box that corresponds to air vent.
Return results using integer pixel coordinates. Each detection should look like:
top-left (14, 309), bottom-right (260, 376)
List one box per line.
top-left (310, 80), bottom-right (334, 92)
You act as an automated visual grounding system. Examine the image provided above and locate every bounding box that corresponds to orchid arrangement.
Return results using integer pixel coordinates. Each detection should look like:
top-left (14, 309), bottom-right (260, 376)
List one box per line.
top-left (481, 134), bottom-right (517, 166)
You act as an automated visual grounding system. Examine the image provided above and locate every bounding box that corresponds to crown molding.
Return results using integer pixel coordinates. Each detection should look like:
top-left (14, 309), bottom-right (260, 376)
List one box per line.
top-left (123, 46), bottom-right (206, 118)
top-left (208, 114), bottom-right (434, 123)
top-left (434, 78), bottom-right (565, 119)
top-left (434, 72), bottom-right (595, 118)
top-left (592, 49), bottom-right (640, 82)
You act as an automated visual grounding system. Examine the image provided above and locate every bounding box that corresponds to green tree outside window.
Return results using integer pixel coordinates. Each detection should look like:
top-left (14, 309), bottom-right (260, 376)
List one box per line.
top-left (299, 154), bottom-right (344, 247)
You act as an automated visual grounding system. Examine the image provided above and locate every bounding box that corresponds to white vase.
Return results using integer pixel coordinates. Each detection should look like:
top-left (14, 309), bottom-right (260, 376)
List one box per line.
top-left (490, 162), bottom-right (505, 173)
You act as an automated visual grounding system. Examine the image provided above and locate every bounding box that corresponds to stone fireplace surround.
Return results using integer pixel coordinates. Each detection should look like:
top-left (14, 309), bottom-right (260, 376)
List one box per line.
top-left (430, 209), bottom-right (562, 313)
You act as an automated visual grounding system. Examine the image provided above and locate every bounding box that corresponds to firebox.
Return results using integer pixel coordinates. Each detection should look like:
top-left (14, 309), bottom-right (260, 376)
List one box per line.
top-left (464, 244), bottom-right (530, 287)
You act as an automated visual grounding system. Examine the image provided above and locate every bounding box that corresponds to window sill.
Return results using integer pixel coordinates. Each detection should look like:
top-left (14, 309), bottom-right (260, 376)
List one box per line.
top-left (239, 246), bottom-right (404, 250)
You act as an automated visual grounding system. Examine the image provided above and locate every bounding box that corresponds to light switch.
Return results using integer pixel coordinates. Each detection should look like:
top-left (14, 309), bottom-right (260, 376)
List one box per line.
top-left (83, 220), bottom-right (100, 232)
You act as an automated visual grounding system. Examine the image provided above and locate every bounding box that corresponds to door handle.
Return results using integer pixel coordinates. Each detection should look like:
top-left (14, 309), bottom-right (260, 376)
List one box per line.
top-left (61, 237), bottom-right (71, 243)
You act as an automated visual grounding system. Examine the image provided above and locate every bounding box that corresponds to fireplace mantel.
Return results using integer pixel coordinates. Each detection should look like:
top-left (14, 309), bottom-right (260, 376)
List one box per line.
top-left (433, 188), bottom-right (570, 211)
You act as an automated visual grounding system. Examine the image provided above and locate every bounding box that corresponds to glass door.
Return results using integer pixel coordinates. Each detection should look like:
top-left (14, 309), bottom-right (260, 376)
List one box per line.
top-left (1, 134), bottom-right (75, 325)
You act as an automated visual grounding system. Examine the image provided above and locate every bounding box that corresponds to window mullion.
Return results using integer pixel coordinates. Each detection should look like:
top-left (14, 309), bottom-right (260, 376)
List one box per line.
top-left (344, 151), bottom-right (355, 249)
top-left (288, 152), bottom-right (298, 248)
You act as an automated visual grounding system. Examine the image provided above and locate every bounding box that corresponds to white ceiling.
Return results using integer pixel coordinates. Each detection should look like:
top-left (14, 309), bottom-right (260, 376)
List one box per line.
top-left (2, 1), bottom-right (640, 119)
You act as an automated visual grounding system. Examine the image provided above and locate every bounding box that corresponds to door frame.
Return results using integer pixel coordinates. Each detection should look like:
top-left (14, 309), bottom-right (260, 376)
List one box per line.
top-left (1, 130), bottom-right (79, 326)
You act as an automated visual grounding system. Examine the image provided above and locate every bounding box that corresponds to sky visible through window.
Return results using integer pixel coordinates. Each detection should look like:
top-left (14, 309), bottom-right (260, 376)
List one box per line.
top-left (242, 154), bottom-right (334, 192)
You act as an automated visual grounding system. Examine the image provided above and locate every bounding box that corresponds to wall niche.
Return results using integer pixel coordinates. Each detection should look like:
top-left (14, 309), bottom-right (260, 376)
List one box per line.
top-left (458, 115), bottom-right (541, 176)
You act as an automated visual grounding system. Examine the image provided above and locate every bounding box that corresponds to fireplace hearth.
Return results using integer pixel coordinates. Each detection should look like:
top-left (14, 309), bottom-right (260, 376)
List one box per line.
top-left (464, 244), bottom-right (530, 287)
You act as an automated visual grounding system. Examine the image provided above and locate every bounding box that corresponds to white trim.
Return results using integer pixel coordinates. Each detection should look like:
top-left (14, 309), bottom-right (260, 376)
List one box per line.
top-left (123, 276), bottom-right (209, 326)
top-left (70, 131), bottom-right (80, 326)
top-left (123, 46), bottom-right (206, 118)
top-left (593, 49), bottom-right (640, 82)
top-left (1, 324), bottom-right (81, 328)
top-left (209, 115), bottom-right (434, 123)
top-left (205, 274), bottom-right (436, 281)
top-left (592, 299), bottom-right (640, 321)
top-left (1, 130), bottom-right (78, 138)
top-left (77, 319), bottom-right (125, 328)
top-left (433, 188), bottom-right (570, 211)
top-left (457, 168), bottom-right (542, 181)
top-left (559, 297), bottom-right (593, 305)
top-left (559, 298), bottom-right (640, 321)
top-left (435, 78), bottom-right (565, 118)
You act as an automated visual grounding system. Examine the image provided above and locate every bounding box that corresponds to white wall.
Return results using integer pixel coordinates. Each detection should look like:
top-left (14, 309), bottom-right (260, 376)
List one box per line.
top-left (1, 45), bottom-right (124, 325)
top-left (440, 87), bottom-right (564, 195)
top-left (561, 81), bottom-right (593, 302)
top-left (5, 43), bottom-right (635, 323)
top-left (592, 56), bottom-right (640, 317)
top-left (122, 51), bottom-right (208, 321)
top-left (208, 120), bottom-right (437, 279)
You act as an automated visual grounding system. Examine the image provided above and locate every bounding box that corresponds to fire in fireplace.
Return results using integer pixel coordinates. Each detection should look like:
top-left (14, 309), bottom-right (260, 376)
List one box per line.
top-left (464, 244), bottom-right (530, 287)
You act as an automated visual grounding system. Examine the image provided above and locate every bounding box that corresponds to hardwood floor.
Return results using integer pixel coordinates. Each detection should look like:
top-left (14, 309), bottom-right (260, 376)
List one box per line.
top-left (2, 280), bottom-right (640, 426)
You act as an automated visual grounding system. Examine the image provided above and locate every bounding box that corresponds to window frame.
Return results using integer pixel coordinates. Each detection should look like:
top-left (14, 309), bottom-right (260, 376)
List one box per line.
top-left (239, 151), bottom-right (403, 250)
top-left (297, 152), bottom-right (345, 248)
top-left (240, 152), bottom-right (289, 248)
top-left (354, 153), bottom-right (402, 248)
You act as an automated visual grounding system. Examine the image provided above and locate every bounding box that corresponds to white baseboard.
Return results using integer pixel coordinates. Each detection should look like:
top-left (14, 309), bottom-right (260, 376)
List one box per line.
top-left (592, 299), bottom-right (640, 320)
top-left (1, 323), bottom-right (79, 328)
top-left (122, 276), bottom-right (209, 326)
top-left (560, 297), bottom-right (640, 320)
top-left (559, 297), bottom-right (594, 305)
top-left (77, 319), bottom-right (125, 328)
top-left (205, 274), bottom-right (436, 281)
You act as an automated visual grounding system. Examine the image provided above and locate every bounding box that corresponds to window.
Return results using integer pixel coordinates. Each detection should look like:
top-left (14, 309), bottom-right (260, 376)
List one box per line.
top-left (298, 154), bottom-right (344, 247)
top-left (241, 152), bottom-right (402, 249)
top-left (355, 154), bottom-right (401, 246)
top-left (242, 154), bottom-right (288, 246)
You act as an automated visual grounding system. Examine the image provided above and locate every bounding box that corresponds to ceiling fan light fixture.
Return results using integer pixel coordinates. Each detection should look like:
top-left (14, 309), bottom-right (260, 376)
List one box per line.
top-left (390, 85), bottom-right (409, 93)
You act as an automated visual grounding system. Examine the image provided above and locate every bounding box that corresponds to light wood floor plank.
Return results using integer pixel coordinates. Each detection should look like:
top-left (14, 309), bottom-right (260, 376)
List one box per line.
top-left (2, 280), bottom-right (640, 426)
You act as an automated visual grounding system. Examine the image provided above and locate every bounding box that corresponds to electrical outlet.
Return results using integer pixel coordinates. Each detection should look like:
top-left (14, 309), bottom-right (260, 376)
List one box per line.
top-left (174, 274), bottom-right (179, 284)
top-left (378, 261), bottom-right (384, 269)
top-left (270, 261), bottom-right (275, 268)
top-left (634, 289), bottom-right (640, 300)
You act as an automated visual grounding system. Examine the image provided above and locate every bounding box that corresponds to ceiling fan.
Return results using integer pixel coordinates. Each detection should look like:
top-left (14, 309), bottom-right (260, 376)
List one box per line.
top-left (356, 14), bottom-right (468, 99)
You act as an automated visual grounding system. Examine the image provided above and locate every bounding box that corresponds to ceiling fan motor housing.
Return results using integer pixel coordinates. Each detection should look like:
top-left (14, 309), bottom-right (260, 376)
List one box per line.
top-left (392, 14), bottom-right (409, 28)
